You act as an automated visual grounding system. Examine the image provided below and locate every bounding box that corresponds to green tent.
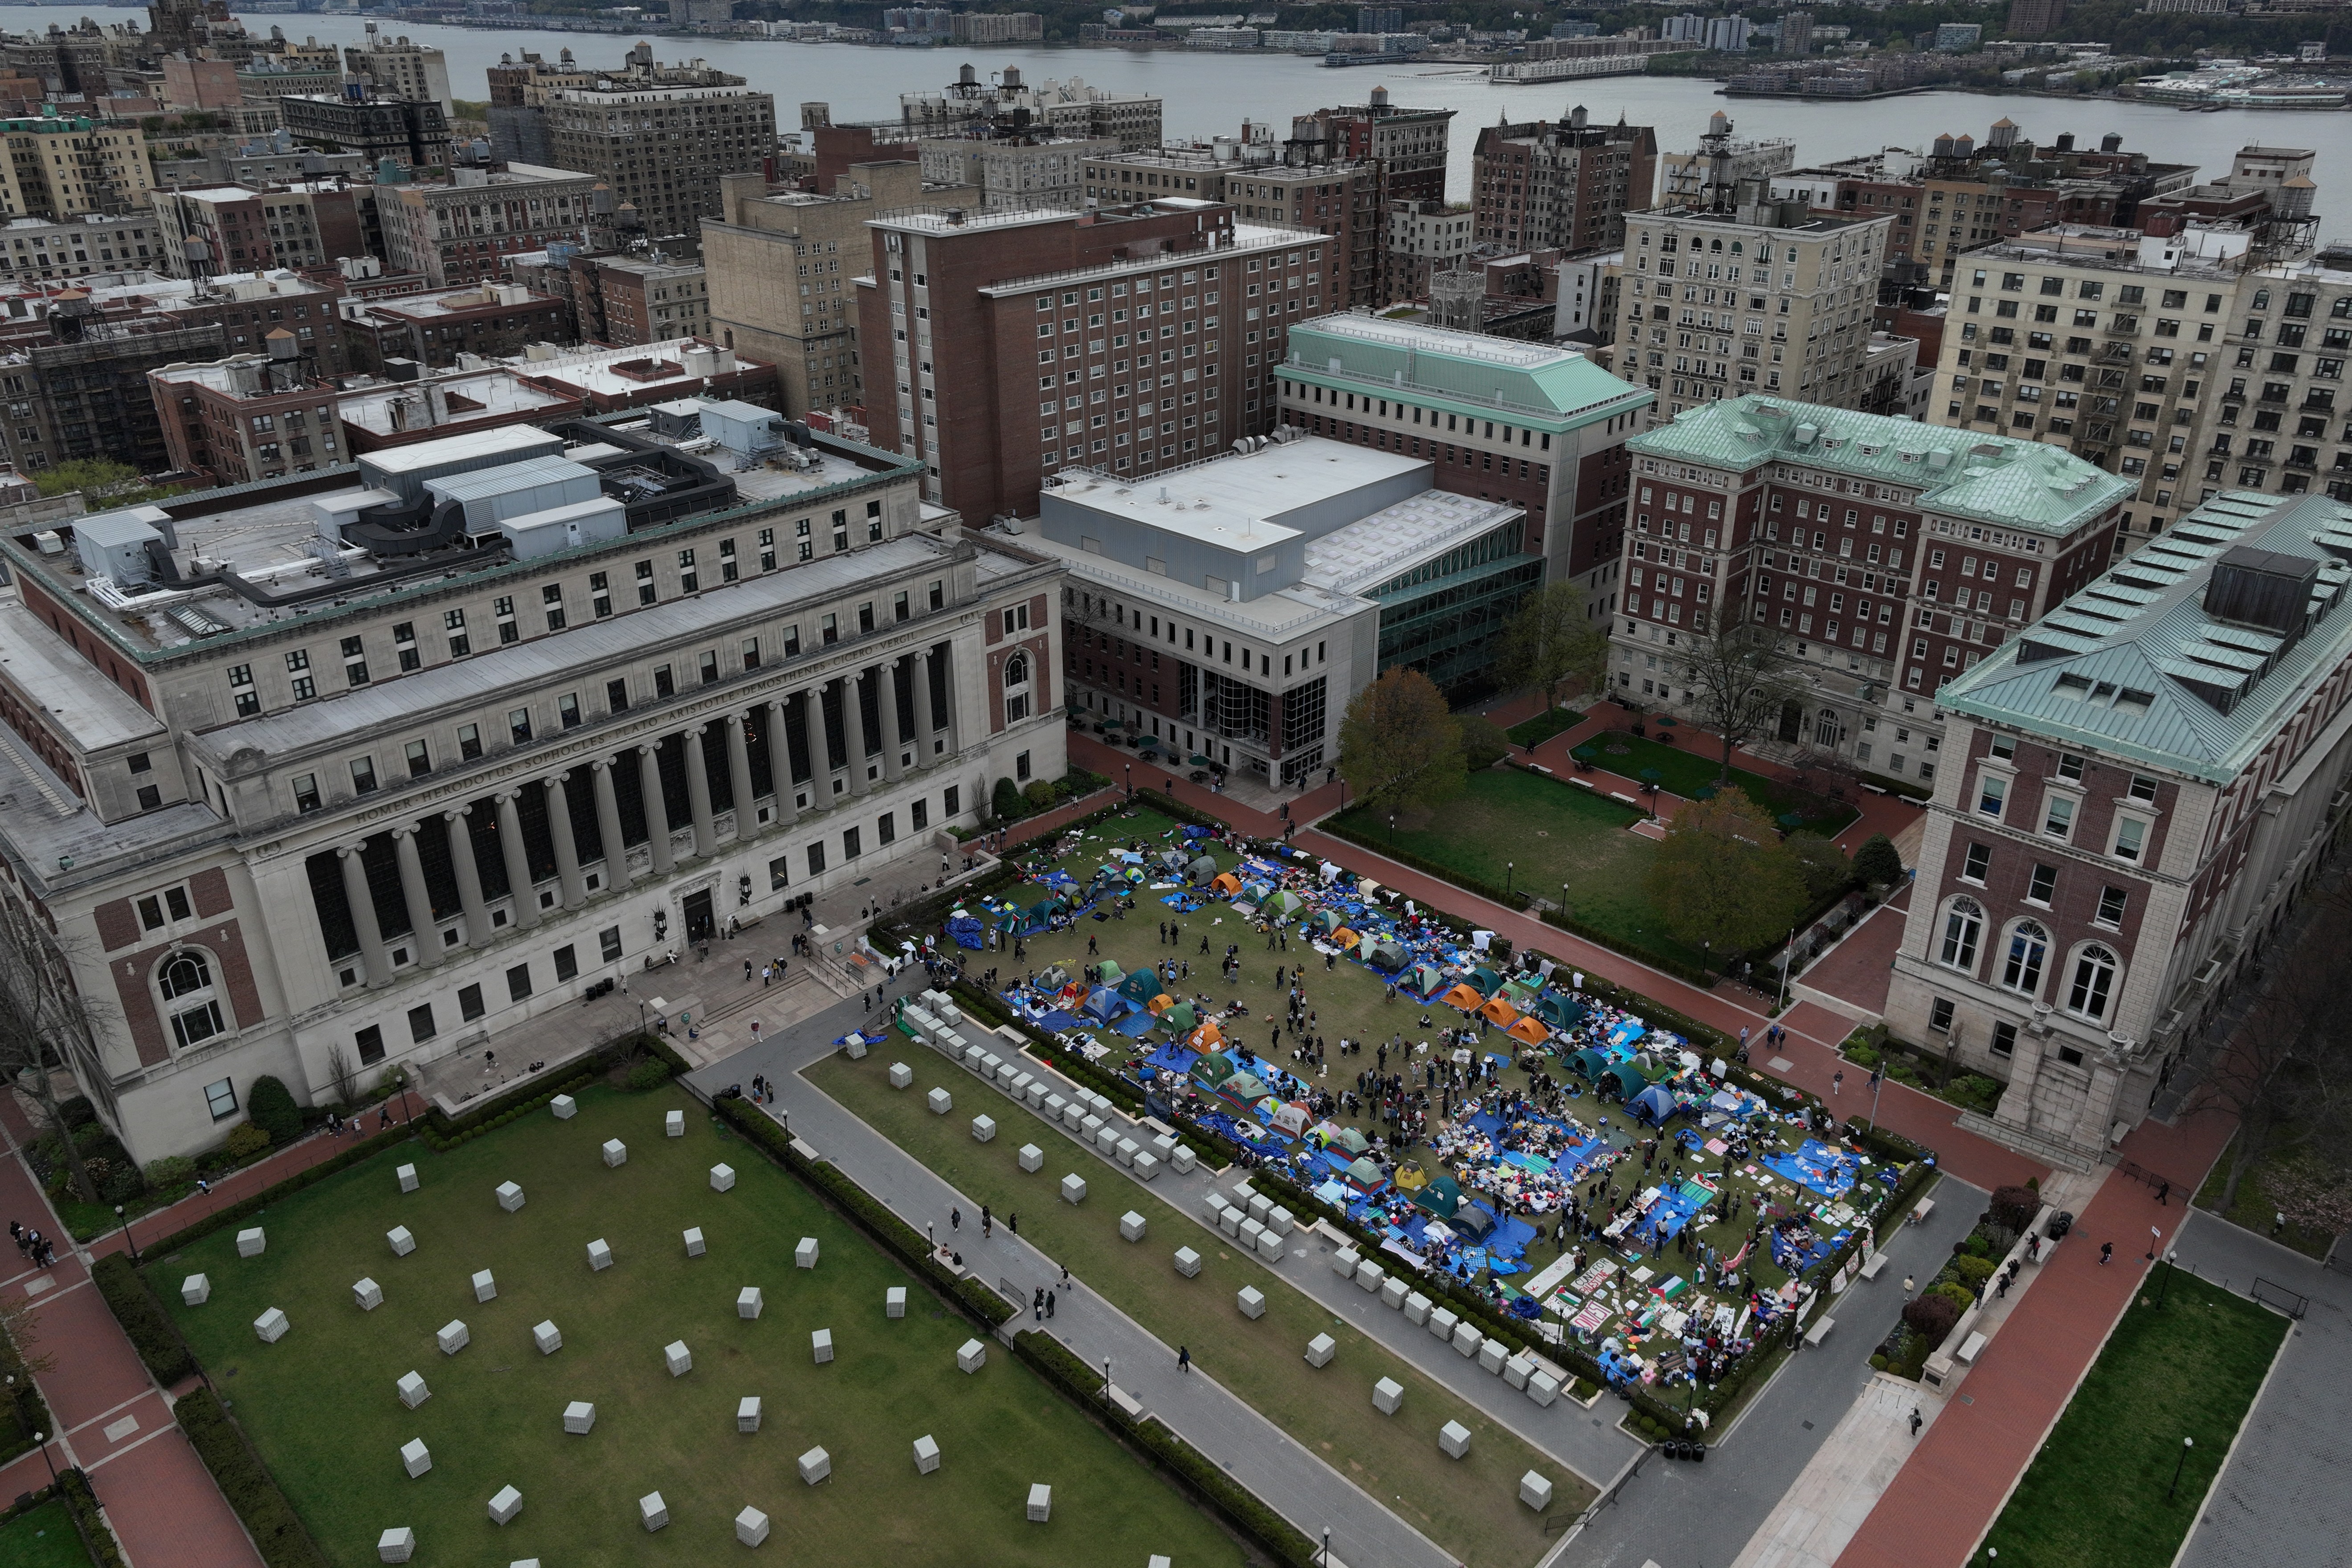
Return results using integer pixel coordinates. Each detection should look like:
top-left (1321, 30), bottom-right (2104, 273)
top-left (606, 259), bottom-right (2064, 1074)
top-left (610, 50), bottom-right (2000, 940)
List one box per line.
top-left (1188, 854), bottom-right (1219, 881)
top-left (1191, 1054), bottom-right (1237, 1089)
top-left (1363, 936), bottom-right (1409, 970)
top-left (1267, 890), bottom-right (1306, 919)
top-left (1344, 1156), bottom-right (1384, 1188)
top-left (1325, 1125), bottom-right (1371, 1157)
top-left (1405, 961), bottom-right (1447, 996)
top-left (1414, 1175), bottom-right (1466, 1220)
top-left (1601, 1062), bottom-right (1646, 1100)
top-left (1568, 1048), bottom-right (1609, 1080)
top-left (1533, 995), bottom-right (1585, 1029)
top-left (1162, 1001), bottom-right (1196, 1032)
top-left (1224, 1072), bottom-right (1270, 1105)
top-left (1314, 910), bottom-right (1346, 934)
top-left (1117, 969), bottom-right (1162, 1003)
top-left (1502, 975), bottom-right (1543, 1004)
top-left (1094, 958), bottom-right (1125, 985)
top-left (1470, 964), bottom-right (1503, 994)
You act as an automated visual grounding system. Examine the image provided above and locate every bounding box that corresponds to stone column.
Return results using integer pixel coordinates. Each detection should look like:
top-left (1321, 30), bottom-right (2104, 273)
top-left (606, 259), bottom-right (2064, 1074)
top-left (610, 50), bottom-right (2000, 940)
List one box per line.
top-left (880, 659), bottom-right (906, 784)
top-left (546, 775), bottom-right (586, 907)
top-left (766, 698), bottom-right (798, 827)
top-left (637, 744), bottom-right (675, 875)
top-left (444, 806), bottom-right (488, 947)
top-left (338, 843), bottom-right (390, 988)
top-left (392, 825), bottom-right (439, 968)
top-left (935, 642), bottom-right (961, 756)
top-left (725, 712), bottom-right (755, 837)
top-left (846, 674), bottom-right (874, 798)
top-left (922, 646), bottom-right (948, 764)
top-left (684, 723), bottom-right (717, 858)
top-left (495, 791), bottom-right (539, 928)
top-left (591, 760), bottom-right (631, 888)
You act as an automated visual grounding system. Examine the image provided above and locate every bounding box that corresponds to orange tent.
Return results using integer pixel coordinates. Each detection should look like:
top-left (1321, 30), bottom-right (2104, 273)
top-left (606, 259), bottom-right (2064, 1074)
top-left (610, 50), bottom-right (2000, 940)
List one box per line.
top-left (1189, 1018), bottom-right (1225, 1050)
top-left (1147, 993), bottom-right (1176, 1015)
top-left (1480, 996), bottom-right (1520, 1029)
top-left (1441, 983), bottom-right (1484, 1013)
top-left (1507, 1015), bottom-right (1550, 1046)
top-left (1211, 872), bottom-right (1243, 896)
top-left (1331, 927), bottom-right (1360, 949)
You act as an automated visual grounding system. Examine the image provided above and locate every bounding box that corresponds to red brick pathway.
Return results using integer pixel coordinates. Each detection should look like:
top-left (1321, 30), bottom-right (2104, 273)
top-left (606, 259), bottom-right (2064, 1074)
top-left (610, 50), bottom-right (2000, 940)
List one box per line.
top-left (1796, 884), bottom-right (1913, 1021)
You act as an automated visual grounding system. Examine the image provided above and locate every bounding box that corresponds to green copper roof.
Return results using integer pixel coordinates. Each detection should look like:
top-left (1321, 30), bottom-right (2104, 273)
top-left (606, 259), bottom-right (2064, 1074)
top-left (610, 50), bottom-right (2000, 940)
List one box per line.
top-left (1940, 491), bottom-right (2352, 784)
top-left (1627, 395), bottom-right (2134, 538)
top-left (1285, 315), bottom-right (1650, 432)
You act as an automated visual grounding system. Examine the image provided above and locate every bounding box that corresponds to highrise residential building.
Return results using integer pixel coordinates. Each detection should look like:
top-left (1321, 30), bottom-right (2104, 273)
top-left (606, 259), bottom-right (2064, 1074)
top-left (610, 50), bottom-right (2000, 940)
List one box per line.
top-left (2006, 0), bottom-right (2067, 37)
top-left (0, 213), bottom-right (167, 281)
top-left (1470, 106), bottom-right (1656, 256)
top-left (922, 132), bottom-right (1119, 214)
top-left (542, 76), bottom-right (776, 243)
top-left (1621, 197), bottom-right (1896, 418)
top-left (1778, 11), bottom-right (1815, 54)
top-left (1274, 314), bottom-right (1650, 615)
top-left (339, 280), bottom-right (576, 376)
top-left (1384, 200), bottom-right (1475, 302)
top-left (1659, 111), bottom-right (1793, 212)
top-left (373, 164), bottom-right (602, 288)
top-left (0, 113), bottom-right (154, 219)
top-left (1885, 487), bottom-right (2352, 1170)
top-left (855, 199), bottom-right (1319, 523)
top-left (343, 23), bottom-right (453, 117)
top-left (892, 68), bottom-right (1162, 153)
top-left (0, 410), bottom-right (1061, 1163)
top-left (281, 92), bottom-right (451, 176)
top-left (580, 253), bottom-right (710, 347)
top-left (1287, 89), bottom-right (1454, 301)
top-left (147, 181), bottom-right (372, 279)
top-left (951, 12), bottom-right (1044, 42)
top-left (2210, 244), bottom-right (2352, 505)
top-left (1611, 397), bottom-right (2130, 792)
top-left (149, 339), bottom-right (346, 483)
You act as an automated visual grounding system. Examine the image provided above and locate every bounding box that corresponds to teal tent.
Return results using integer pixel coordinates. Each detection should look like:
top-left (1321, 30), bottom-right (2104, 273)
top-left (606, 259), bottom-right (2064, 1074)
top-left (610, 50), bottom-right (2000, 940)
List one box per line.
top-left (1363, 936), bottom-right (1409, 971)
top-left (1533, 994), bottom-right (1586, 1029)
top-left (1568, 1048), bottom-right (1609, 1080)
top-left (1601, 1062), bottom-right (1646, 1101)
top-left (1314, 910), bottom-right (1346, 934)
top-left (1470, 964), bottom-right (1503, 994)
top-left (1414, 1175), bottom-right (1466, 1220)
top-left (1117, 970), bottom-right (1162, 1004)
top-left (1405, 961), bottom-right (1447, 996)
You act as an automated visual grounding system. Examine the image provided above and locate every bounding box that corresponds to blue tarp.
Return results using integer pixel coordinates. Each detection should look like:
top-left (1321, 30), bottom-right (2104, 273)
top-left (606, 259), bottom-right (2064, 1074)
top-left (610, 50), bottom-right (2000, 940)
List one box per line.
top-left (1761, 1139), bottom-right (1864, 1199)
top-left (945, 915), bottom-right (986, 950)
top-left (1606, 1018), bottom-right (1647, 1051)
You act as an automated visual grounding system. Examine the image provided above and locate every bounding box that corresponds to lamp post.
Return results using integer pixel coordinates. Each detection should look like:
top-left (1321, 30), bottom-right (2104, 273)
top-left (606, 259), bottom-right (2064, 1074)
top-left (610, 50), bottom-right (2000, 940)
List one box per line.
top-left (2167, 1436), bottom-right (2194, 1501)
top-left (1562, 882), bottom-right (1571, 921)
top-left (1774, 923), bottom-right (1799, 1012)
top-left (1322, 1528), bottom-right (1331, 1565)
top-left (1387, 811), bottom-right (1395, 837)
top-left (1102, 1357), bottom-right (1113, 1404)
top-left (1506, 861), bottom-right (1514, 899)
top-left (115, 1202), bottom-right (141, 1266)
top-left (1868, 1066), bottom-right (1885, 1132)
top-left (2156, 1248), bottom-right (2180, 1307)
top-left (33, 1429), bottom-right (56, 1485)
top-left (1124, 763), bottom-right (1132, 800)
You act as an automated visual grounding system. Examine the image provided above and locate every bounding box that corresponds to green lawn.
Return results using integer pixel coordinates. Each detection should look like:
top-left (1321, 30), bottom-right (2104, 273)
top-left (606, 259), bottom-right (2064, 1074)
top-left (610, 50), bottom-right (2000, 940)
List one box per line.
top-left (808, 1049), bottom-right (1589, 1568)
top-left (1333, 768), bottom-right (1710, 972)
top-left (1504, 706), bottom-right (1581, 748)
top-left (1978, 1269), bottom-right (2287, 1568)
top-left (157, 1082), bottom-right (1241, 1568)
top-left (2192, 1139), bottom-right (2338, 1261)
top-left (1577, 731), bottom-right (1860, 837)
top-left (0, 1498), bottom-right (95, 1568)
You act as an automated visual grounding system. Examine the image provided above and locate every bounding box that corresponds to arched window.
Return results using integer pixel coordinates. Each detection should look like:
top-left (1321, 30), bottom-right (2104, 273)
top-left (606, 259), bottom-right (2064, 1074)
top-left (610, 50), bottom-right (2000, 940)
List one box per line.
top-left (1729, 241), bottom-right (1744, 255)
top-left (2001, 920), bottom-right (2048, 996)
top-left (1814, 708), bottom-right (1841, 747)
top-left (155, 950), bottom-right (226, 1050)
top-left (1939, 897), bottom-right (1984, 972)
top-left (1003, 651), bottom-right (1032, 723)
top-left (1003, 652), bottom-right (1029, 689)
top-left (2067, 944), bottom-right (2118, 1021)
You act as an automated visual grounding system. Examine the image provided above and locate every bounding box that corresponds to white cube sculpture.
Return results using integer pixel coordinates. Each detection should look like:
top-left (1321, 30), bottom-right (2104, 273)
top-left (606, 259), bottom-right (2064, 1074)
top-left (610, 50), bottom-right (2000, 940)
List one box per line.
top-left (487, 1486), bottom-right (523, 1526)
top-left (1174, 1246), bottom-right (1202, 1278)
top-left (1439, 1421), bottom-right (1473, 1460)
top-left (388, 1226), bottom-right (416, 1258)
top-left (551, 1094), bottom-right (576, 1119)
top-left (563, 1401), bottom-right (595, 1434)
top-left (396, 1371), bottom-right (429, 1409)
top-left (1480, 1340), bottom-right (1510, 1376)
top-left (237, 1227), bottom-right (265, 1258)
top-left (1119, 1210), bottom-right (1147, 1242)
top-left (665, 1339), bottom-right (693, 1377)
top-left (1249, 1194), bottom-right (1273, 1225)
top-left (683, 1227), bottom-right (706, 1258)
top-left (639, 1490), bottom-right (669, 1531)
top-left (1356, 1261), bottom-right (1386, 1294)
top-left (1061, 1173), bottom-right (1086, 1205)
top-left (473, 1270), bottom-right (498, 1303)
top-left (601, 1139), bottom-right (627, 1168)
top-left (1383, 1278), bottom-right (1411, 1311)
top-left (1237, 1286), bottom-right (1266, 1319)
top-left (1172, 1145), bottom-right (1197, 1174)
top-left (1018, 1143), bottom-right (1044, 1173)
top-left (1134, 1151), bottom-right (1161, 1183)
top-left (437, 1319), bottom-right (469, 1356)
top-left (533, 1320), bottom-right (562, 1355)
top-left (913, 1434), bottom-right (941, 1474)
top-left (396, 1164), bottom-right (419, 1194)
top-left (400, 1438), bottom-right (431, 1478)
top-left (1026, 1483), bottom-right (1052, 1523)
top-left (1268, 1206), bottom-right (1295, 1236)
top-left (1454, 1324), bottom-right (1484, 1359)
top-left (738, 1286), bottom-right (764, 1319)
top-left (1526, 1370), bottom-right (1561, 1408)
top-left (182, 1273), bottom-right (211, 1307)
top-left (254, 1308), bottom-right (289, 1344)
top-left (1331, 1245), bottom-right (1360, 1278)
top-left (1256, 1231), bottom-right (1286, 1263)
top-left (1404, 1292), bottom-right (1432, 1326)
top-left (354, 1278), bottom-right (384, 1312)
top-left (737, 1396), bottom-right (762, 1433)
top-left (796, 1237), bottom-right (819, 1269)
top-left (736, 1506), bottom-right (771, 1548)
top-left (666, 1109), bottom-right (685, 1138)
top-left (927, 1087), bottom-right (953, 1115)
top-left (1305, 1333), bottom-right (1336, 1368)
top-left (587, 1237), bottom-right (613, 1271)
top-left (1428, 1307), bottom-right (1460, 1342)
top-left (1520, 1472), bottom-right (1556, 1511)
top-left (798, 1446), bottom-right (832, 1485)
top-left (957, 1339), bottom-right (987, 1374)
top-left (812, 1329), bottom-right (834, 1364)
top-left (496, 1181), bottom-right (524, 1213)
top-left (972, 1114), bottom-right (997, 1143)
top-left (1504, 1352), bottom-right (1535, 1390)
top-left (886, 1286), bottom-right (906, 1319)
top-left (889, 1061), bottom-right (914, 1089)
top-left (1373, 1376), bottom-right (1405, 1415)
top-left (376, 1525), bottom-right (414, 1563)
top-left (711, 1163), bottom-right (736, 1192)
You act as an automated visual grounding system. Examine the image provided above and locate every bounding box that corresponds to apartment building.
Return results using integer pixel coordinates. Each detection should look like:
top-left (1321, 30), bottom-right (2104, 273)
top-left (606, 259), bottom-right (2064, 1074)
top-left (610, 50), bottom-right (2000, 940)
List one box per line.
top-left (921, 133), bottom-right (1118, 214)
top-left (1275, 313), bottom-right (1649, 613)
top-left (543, 82), bottom-right (777, 243)
top-left (0, 112), bottom-right (154, 219)
top-left (339, 281), bottom-right (575, 376)
top-left (374, 164), bottom-right (602, 288)
top-left (1472, 107), bottom-right (1657, 256)
top-left (149, 341), bottom-right (346, 484)
top-left (856, 199), bottom-right (1319, 525)
top-left (1886, 488), bottom-right (2352, 1169)
top-left (895, 70), bottom-right (1161, 153)
top-left (1929, 223), bottom-right (2257, 552)
top-left (1613, 396), bottom-right (2131, 790)
top-left (2204, 244), bottom-right (2352, 505)
top-left (0, 412), bottom-right (1063, 1163)
top-left (1621, 198), bottom-right (1897, 418)
top-left (702, 161), bottom-right (971, 417)
top-left (952, 12), bottom-right (1045, 42)
top-left (1080, 138), bottom-right (1379, 307)
top-left (343, 24), bottom-right (454, 116)
top-left (280, 93), bottom-right (450, 177)
top-left (148, 182), bottom-right (371, 278)
top-left (1658, 111), bottom-right (1793, 211)
top-left (586, 254), bottom-right (710, 347)
top-left (1287, 90), bottom-right (1454, 302)
top-left (0, 213), bottom-right (164, 280)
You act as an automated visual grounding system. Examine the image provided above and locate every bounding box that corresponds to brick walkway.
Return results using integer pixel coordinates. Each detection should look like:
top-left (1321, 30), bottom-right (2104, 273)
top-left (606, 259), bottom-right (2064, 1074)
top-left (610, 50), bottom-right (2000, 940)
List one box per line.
top-left (1793, 886), bottom-right (1912, 1024)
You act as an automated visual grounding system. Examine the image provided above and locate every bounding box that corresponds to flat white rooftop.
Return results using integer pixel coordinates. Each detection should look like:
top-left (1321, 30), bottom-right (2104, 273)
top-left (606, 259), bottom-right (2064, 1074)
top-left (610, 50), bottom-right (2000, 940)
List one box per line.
top-left (1044, 438), bottom-right (1425, 551)
top-left (1303, 489), bottom-right (1523, 596)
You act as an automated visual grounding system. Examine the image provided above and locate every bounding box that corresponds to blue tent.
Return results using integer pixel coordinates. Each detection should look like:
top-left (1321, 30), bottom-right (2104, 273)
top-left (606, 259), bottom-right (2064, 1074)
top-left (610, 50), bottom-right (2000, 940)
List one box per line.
top-left (1083, 987), bottom-right (1125, 1023)
top-left (1628, 1083), bottom-right (1679, 1126)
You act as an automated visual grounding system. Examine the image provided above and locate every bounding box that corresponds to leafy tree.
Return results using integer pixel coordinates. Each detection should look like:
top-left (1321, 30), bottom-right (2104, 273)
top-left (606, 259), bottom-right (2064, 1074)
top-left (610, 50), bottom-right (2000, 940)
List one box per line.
top-left (1457, 714), bottom-right (1511, 772)
top-left (33, 457), bottom-right (183, 507)
top-left (1854, 833), bottom-right (1906, 891)
top-left (1339, 668), bottom-right (1466, 821)
top-left (1645, 792), bottom-right (1808, 969)
top-left (991, 777), bottom-right (1024, 823)
top-left (1671, 612), bottom-right (1808, 785)
top-left (0, 887), bottom-right (104, 1205)
top-left (1494, 583), bottom-right (1611, 710)
top-left (247, 1074), bottom-right (303, 1145)
top-left (1785, 831), bottom-right (1854, 902)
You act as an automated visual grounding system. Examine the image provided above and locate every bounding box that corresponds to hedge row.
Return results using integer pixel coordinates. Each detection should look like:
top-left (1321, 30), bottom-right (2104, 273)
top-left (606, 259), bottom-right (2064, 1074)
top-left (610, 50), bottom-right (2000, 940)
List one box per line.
top-left (90, 1252), bottom-right (196, 1387)
top-left (57, 1469), bottom-right (130, 1568)
top-left (1, 1355), bottom-right (55, 1466)
top-left (420, 1032), bottom-right (689, 1148)
top-left (1010, 1330), bottom-right (1321, 1568)
top-left (710, 1094), bottom-right (1014, 1330)
top-left (175, 1388), bottom-right (332, 1568)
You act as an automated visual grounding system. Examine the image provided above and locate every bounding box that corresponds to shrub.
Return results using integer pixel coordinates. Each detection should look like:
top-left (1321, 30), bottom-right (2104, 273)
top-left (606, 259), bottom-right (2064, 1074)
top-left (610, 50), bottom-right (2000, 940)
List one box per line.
top-left (1901, 1293), bottom-right (1959, 1343)
top-left (1869, 1353), bottom-right (1888, 1371)
top-left (1022, 779), bottom-right (1055, 813)
top-left (57, 1469), bottom-right (130, 1568)
top-left (222, 1121), bottom-right (271, 1160)
top-left (175, 1388), bottom-right (332, 1568)
top-left (246, 1076), bottom-right (302, 1144)
top-left (992, 776), bottom-right (1025, 821)
top-left (1853, 833), bottom-right (1905, 890)
top-left (143, 1155), bottom-right (196, 1189)
top-left (1931, 1281), bottom-right (1977, 1316)
top-left (623, 1056), bottom-right (671, 1092)
top-left (90, 1254), bottom-right (194, 1385)
top-left (1951, 1254), bottom-right (1997, 1287)
top-left (1989, 1184), bottom-right (2041, 1234)
top-left (1458, 713), bottom-right (1512, 771)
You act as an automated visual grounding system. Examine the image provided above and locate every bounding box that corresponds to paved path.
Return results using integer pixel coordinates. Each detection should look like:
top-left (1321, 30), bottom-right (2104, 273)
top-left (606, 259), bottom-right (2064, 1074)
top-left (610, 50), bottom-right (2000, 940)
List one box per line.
top-left (2169, 1212), bottom-right (2351, 1568)
top-left (688, 986), bottom-right (1455, 1568)
top-left (0, 1096), bottom-right (265, 1568)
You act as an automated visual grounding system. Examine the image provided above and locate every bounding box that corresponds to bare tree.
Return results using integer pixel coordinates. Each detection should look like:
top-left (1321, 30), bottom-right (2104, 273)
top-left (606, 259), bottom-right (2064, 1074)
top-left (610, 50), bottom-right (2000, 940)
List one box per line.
top-left (0, 888), bottom-right (102, 1206)
top-left (1671, 611), bottom-right (1809, 785)
top-left (1494, 583), bottom-right (1611, 712)
top-left (327, 1045), bottom-right (358, 1110)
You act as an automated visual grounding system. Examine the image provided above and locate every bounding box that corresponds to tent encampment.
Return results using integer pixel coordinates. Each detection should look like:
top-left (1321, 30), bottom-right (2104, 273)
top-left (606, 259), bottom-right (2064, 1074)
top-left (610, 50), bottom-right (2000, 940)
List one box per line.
top-left (1441, 984), bottom-right (1485, 1013)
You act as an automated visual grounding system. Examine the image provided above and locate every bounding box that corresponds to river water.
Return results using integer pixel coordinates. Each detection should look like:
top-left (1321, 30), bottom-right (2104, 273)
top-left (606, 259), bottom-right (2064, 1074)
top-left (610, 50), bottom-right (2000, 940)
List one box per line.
top-left (14, 5), bottom-right (2341, 235)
